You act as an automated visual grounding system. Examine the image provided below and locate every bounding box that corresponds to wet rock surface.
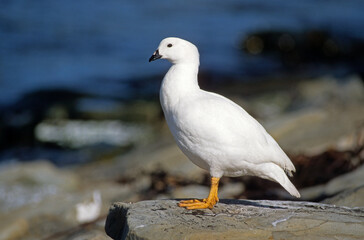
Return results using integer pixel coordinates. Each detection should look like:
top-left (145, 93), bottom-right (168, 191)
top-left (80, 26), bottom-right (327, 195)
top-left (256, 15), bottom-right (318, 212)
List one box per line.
top-left (106, 200), bottom-right (364, 240)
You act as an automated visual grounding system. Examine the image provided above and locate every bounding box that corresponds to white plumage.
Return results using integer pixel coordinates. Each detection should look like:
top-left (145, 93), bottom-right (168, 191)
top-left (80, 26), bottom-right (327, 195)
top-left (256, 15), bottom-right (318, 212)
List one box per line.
top-left (149, 37), bottom-right (300, 205)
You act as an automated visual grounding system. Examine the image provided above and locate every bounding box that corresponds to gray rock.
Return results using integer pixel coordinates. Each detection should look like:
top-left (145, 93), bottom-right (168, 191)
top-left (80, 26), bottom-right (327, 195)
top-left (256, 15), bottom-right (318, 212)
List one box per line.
top-left (218, 182), bottom-right (245, 199)
top-left (323, 165), bottom-right (364, 196)
top-left (300, 164), bottom-right (364, 201)
top-left (296, 75), bottom-right (364, 107)
top-left (79, 140), bottom-right (206, 183)
top-left (0, 161), bottom-right (140, 240)
top-left (0, 218), bottom-right (29, 240)
top-left (322, 185), bottom-right (364, 208)
top-left (0, 161), bottom-right (80, 213)
top-left (171, 185), bottom-right (210, 199)
top-left (261, 76), bottom-right (364, 154)
top-left (105, 200), bottom-right (364, 240)
top-left (263, 104), bottom-right (364, 154)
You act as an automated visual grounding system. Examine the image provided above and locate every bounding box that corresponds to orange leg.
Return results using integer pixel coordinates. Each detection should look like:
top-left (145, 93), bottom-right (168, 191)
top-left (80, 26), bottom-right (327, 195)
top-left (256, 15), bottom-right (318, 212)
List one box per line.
top-left (178, 177), bottom-right (220, 209)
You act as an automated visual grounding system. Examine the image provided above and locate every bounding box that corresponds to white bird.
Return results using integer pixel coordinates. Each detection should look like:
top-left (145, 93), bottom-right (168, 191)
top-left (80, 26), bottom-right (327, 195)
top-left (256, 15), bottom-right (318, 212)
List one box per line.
top-left (149, 37), bottom-right (300, 209)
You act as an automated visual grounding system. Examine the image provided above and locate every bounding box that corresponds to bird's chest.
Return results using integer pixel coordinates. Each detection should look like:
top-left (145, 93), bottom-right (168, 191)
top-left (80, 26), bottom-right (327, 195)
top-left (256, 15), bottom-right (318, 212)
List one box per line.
top-left (161, 93), bottom-right (203, 152)
top-left (163, 101), bottom-right (193, 147)
top-left (163, 105), bottom-right (210, 170)
top-left (160, 80), bottom-right (192, 139)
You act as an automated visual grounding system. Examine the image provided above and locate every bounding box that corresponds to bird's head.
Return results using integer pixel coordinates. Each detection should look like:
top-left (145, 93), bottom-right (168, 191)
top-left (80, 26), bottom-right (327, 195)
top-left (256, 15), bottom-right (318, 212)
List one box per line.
top-left (149, 37), bottom-right (200, 65)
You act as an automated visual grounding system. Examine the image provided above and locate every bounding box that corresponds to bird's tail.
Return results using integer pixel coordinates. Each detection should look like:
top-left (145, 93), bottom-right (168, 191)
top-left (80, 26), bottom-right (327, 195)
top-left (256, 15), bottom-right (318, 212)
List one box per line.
top-left (280, 176), bottom-right (300, 198)
top-left (260, 163), bottom-right (301, 198)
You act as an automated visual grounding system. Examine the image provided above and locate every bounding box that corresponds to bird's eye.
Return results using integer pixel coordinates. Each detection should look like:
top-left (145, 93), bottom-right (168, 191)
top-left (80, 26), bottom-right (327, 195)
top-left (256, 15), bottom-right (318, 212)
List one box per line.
top-left (167, 43), bottom-right (173, 48)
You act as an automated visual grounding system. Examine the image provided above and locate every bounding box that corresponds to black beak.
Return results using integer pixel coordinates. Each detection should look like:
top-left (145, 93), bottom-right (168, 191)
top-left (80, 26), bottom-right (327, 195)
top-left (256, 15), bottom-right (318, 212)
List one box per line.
top-left (149, 49), bottom-right (162, 62)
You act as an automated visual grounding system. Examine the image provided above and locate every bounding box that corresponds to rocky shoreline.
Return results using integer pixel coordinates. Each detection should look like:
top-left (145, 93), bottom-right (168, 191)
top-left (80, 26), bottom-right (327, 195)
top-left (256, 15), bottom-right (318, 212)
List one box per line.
top-left (0, 76), bottom-right (363, 239)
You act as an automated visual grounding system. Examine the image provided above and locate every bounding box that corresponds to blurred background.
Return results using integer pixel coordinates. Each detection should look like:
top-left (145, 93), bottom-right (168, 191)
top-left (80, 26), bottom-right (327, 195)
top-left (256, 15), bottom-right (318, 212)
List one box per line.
top-left (0, 1), bottom-right (363, 239)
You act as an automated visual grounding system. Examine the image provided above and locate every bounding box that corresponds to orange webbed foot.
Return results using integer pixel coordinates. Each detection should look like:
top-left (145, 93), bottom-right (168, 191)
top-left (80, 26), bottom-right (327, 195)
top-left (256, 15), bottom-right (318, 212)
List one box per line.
top-left (178, 198), bottom-right (206, 204)
top-left (178, 198), bottom-right (217, 209)
top-left (178, 177), bottom-right (220, 210)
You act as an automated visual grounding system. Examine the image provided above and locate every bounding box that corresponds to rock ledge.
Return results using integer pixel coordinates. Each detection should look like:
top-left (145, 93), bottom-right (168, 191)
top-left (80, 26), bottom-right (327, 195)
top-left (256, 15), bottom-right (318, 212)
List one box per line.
top-left (105, 199), bottom-right (364, 240)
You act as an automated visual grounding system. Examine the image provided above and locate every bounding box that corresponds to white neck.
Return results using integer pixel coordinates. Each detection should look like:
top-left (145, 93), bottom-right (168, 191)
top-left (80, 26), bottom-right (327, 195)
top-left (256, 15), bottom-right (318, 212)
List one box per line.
top-left (160, 62), bottom-right (200, 110)
top-left (164, 63), bottom-right (199, 91)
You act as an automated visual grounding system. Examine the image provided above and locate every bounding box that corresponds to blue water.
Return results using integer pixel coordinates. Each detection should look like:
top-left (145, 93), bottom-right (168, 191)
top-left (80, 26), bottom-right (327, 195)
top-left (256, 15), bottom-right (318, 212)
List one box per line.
top-left (1, 0), bottom-right (364, 105)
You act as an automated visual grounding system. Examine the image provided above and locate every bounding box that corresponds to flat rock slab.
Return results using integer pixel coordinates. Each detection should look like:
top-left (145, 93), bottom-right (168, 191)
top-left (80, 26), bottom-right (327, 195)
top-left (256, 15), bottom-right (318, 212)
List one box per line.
top-left (105, 199), bottom-right (364, 240)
